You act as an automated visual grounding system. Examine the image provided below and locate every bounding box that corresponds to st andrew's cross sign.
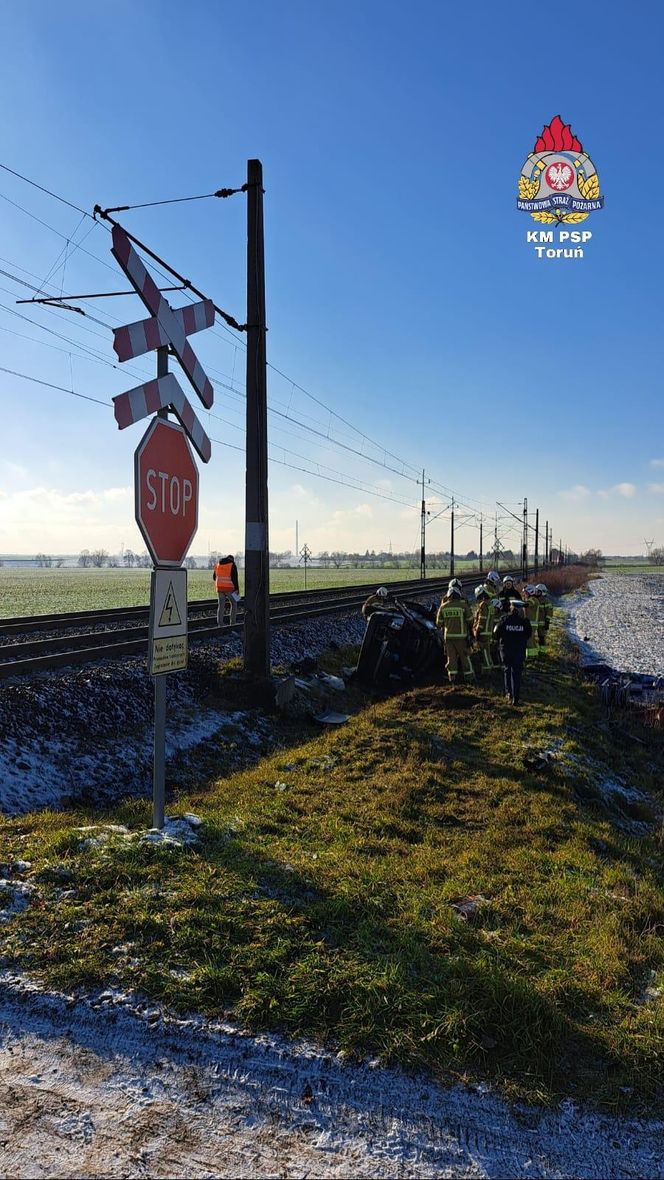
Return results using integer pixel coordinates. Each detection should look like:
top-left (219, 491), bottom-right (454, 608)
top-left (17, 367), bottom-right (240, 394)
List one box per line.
top-left (110, 225), bottom-right (214, 464)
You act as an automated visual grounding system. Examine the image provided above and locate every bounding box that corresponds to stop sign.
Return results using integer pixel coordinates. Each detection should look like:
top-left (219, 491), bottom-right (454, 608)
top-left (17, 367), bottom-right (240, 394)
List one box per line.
top-left (134, 418), bottom-right (199, 566)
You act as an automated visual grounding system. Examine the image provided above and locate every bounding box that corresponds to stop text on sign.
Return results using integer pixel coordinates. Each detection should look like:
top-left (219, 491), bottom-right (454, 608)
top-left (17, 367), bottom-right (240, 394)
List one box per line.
top-left (135, 418), bottom-right (199, 567)
top-left (145, 469), bottom-right (194, 517)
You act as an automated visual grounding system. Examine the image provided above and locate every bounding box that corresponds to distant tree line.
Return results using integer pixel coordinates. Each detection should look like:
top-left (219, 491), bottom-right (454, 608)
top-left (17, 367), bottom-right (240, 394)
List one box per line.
top-left (73, 550), bottom-right (201, 569)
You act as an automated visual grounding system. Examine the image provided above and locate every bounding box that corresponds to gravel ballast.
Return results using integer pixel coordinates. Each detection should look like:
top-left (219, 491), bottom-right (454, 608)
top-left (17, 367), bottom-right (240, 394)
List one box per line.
top-left (0, 612), bottom-right (368, 816)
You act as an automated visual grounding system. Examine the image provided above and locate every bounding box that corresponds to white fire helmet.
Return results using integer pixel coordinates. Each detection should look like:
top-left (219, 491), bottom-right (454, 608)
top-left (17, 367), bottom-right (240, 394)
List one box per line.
top-left (376, 586), bottom-right (389, 599)
top-left (486, 570), bottom-right (501, 587)
top-left (536, 583), bottom-right (548, 595)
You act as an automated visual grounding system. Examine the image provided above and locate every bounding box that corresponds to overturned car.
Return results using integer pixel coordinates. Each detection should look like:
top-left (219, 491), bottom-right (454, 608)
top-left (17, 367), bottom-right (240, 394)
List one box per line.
top-left (355, 596), bottom-right (443, 686)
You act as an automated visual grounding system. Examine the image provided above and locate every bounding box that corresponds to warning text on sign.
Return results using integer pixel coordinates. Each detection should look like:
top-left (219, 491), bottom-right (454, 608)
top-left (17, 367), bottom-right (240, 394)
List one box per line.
top-left (151, 636), bottom-right (188, 676)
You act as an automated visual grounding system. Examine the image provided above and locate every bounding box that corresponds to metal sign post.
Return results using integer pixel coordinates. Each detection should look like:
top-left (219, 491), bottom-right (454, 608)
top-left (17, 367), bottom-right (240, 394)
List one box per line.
top-left (148, 564), bottom-right (188, 828)
top-left (109, 226), bottom-right (216, 828)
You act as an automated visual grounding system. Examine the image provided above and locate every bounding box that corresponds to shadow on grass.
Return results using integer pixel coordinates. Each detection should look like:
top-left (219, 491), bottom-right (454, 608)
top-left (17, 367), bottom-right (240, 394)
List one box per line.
top-left (92, 816), bottom-right (629, 1104)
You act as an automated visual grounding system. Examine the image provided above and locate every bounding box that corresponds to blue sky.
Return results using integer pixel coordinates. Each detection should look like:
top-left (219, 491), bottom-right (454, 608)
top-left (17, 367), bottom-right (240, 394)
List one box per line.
top-left (0, 0), bottom-right (662, 558)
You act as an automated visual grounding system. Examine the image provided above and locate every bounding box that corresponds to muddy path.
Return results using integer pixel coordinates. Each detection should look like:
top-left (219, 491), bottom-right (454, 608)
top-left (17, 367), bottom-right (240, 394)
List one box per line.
top-left (1, 977), bottom-right (663, 1179)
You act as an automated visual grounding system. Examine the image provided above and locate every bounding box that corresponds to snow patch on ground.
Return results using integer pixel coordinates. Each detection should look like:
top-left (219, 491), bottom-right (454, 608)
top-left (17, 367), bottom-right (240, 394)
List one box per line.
top-left (565, 573), bottom-right (664, 676)
top-left (0, 705), bottom-right (261, 817)
top-left (139, 814), bottom-right (203, 846)
top-left (0, 972), bottom-right (663, 1178)
top-left (0, 880), bottom-right (34, 923)
top-left (0, 608), bottom-right (367, 818)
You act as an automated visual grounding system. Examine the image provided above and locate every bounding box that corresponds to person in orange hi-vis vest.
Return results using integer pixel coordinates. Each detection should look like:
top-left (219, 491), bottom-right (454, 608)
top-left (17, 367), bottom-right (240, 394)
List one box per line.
top-left (213, 554), bottom-right (239, 627)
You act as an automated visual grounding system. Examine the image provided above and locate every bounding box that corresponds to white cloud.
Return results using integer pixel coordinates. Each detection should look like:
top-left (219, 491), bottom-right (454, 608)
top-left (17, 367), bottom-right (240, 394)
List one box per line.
top-left (596, 489), bottom-right (609, 500)
top-left (63, 491), bottom-right (98, 506)
top-left (290, 483), bottom-right (309, 498)
top-left (613, 482), bottom-right (636, 498)
top-left (559, 485), bottom-right (591, 502)
top-left (0, 484), bottom-right (145, 552)
top-left (648, 482), bottom-right (664, 494)
top-left (650, 458), bottom-right (664, 468)
top-left (102, 486), bottom-right (131, 503)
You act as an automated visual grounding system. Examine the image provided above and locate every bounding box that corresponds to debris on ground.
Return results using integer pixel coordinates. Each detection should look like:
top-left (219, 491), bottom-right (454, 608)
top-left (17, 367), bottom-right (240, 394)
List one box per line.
top-left (450, 895), bottom-right (491, 922)
top-left (314, 711), bottom-right (350, 726)
top-left (523, 747), bottom-right (558, 771)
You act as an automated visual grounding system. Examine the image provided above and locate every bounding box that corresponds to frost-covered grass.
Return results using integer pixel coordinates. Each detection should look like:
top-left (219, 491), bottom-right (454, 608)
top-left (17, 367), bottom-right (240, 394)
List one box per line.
top-left (2, 623), bottom-right (663, 1109)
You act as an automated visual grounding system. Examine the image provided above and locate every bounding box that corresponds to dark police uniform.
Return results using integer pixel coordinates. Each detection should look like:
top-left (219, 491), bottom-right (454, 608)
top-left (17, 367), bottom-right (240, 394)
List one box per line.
top-left (493, 609), bottom-right (532, 705)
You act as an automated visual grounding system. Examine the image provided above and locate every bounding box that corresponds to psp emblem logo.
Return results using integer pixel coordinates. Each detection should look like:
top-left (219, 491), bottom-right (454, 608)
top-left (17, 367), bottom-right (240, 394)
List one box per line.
top-left (517, 115), bottom-right (604, 225)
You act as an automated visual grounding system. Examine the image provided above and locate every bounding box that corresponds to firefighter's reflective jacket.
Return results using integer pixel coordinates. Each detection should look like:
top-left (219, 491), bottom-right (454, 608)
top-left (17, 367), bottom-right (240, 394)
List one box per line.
top-left (436, 596), bottom-right (473, 638)
top-left (525, 595), bottom-right (541, 630)
top-left (473, 597), bottom-right (497, 638)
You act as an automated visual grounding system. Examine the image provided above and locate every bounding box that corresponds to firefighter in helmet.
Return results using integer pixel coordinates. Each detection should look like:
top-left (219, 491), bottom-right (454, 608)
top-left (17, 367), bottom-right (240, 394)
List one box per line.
top-left (523, 584), bottom-right (541, 658)
top-left (436, 586), bottom-right (474, 683)
top-left (535, 583), bottom-right (552, 646)
top-left (362, 585), bottom-right (392, 619)
top-left (482, 569), bottom-right (502, 598)
top-left (499, 575), bottom-right (522, 614)
top-left (472, 585), bottom-right (498, 674)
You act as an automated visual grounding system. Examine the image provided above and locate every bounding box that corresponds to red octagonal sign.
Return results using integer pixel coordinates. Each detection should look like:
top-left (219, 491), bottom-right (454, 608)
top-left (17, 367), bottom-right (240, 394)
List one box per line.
top-left (134, 418), bottom-right (199, 566)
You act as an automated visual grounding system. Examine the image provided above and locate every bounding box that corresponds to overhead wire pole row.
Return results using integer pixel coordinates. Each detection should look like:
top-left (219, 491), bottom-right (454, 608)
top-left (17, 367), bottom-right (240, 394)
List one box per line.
top-left (0, 168), bottom-right (481, 529)
top-left (0, 162), bottom-right (492, 516)
top-left (0, 161), bottom-right (561, 592)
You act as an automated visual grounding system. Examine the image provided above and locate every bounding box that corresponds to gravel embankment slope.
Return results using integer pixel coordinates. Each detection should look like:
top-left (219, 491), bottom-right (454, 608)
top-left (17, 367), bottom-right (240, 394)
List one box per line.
top-left (0, 613), bottom-right (367, 816)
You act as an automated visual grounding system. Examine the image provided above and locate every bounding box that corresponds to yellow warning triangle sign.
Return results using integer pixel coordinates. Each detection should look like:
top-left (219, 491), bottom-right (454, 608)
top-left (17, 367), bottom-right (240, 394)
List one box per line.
top-left (159, 581), bottom-right (182, 627)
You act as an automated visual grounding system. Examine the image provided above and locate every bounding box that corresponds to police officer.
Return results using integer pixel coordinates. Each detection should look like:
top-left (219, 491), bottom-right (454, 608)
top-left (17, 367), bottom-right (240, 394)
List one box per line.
top-left (493, 599), bottom-right (532, 706)
top-left (361, 585), bottom-right (391, 619)
top-left (213, 554), bottom-right (239, 626)
top-left (437, 586), bottom-right (474, 683)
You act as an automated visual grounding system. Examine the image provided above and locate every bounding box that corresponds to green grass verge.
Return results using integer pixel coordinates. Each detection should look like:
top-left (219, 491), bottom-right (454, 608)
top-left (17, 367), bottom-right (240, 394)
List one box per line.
top-left (2, 623), bottom-right (663, 1109)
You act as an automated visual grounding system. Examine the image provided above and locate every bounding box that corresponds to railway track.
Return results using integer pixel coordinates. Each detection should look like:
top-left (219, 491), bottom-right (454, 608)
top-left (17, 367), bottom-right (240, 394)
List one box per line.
top-left (0, 575), bottom-right (445, 637)
top-left (0, 571), bottom-right (521, 679)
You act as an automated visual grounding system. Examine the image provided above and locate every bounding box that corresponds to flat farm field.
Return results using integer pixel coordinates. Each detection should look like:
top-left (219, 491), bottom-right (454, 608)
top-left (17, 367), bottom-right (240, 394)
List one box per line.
top-left (0, 565), bottom-right (469, 619)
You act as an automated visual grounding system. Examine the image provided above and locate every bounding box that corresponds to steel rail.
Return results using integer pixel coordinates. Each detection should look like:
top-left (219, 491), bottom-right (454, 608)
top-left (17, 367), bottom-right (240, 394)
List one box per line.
top-left (0, 579), bottom-right (455, 679)
top-left (0, 571), bottom-right (489, 635)
top-left (0, 568), bottom-right (530, 680)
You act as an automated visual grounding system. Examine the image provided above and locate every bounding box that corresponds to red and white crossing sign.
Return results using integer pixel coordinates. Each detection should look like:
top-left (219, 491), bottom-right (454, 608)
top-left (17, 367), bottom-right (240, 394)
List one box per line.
top-left (110, 224), bottom-right (214, 464)
top-left (113, 299), bottom-right (215, 362)
top-left (135, 418), bottom-right (199, 566)
top-left (112, 225), bottom-right (214, 408)
top-left (114, 372), bottom-right (211, 463)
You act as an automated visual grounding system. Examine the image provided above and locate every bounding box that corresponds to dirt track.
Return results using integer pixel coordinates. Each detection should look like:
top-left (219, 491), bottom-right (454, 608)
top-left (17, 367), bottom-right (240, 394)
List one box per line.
top-left (1, 976), bottom-right (663, 1179)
